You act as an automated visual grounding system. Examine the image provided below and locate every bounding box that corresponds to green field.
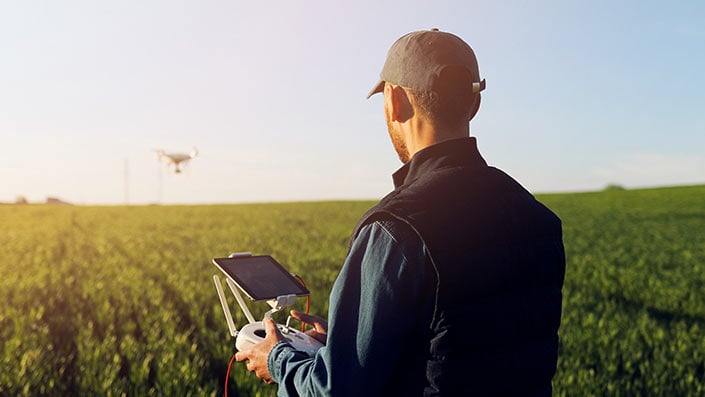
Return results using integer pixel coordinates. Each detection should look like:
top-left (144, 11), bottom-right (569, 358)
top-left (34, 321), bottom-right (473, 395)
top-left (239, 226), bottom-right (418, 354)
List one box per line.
top-left (1, 185), bottom-right (704, 396)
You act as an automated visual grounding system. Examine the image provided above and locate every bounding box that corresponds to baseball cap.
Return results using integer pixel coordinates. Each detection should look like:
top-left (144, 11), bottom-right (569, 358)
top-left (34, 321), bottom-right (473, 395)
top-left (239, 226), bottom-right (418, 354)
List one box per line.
top-left (367, 28), bottom-right (486, 99)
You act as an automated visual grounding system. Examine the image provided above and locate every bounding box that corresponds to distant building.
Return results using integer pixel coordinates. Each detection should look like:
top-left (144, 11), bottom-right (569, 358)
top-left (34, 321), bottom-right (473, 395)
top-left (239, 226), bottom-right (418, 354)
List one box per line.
top-left (15, 195), bottom-right (28, 205)
top-left (46, 197), bottom-right (71, 205)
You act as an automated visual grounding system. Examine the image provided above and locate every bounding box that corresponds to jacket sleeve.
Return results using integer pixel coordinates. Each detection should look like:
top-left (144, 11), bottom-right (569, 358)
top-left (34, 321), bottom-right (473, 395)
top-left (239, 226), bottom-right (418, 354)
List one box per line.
top-left (267, 219), bottom-right (429, 396)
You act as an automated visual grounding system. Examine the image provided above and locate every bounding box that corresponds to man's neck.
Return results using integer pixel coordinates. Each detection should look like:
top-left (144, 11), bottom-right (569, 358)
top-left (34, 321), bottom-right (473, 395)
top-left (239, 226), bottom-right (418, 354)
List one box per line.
top-left (404, 118), bottom-right (470, 159)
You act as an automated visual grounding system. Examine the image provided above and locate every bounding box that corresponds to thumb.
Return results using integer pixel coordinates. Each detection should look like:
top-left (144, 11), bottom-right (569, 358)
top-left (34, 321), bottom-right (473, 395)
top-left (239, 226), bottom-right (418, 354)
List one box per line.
top-left (264, 317), bottom-right (278, 335)
top-left (264, 317), bottom-right (285, 340)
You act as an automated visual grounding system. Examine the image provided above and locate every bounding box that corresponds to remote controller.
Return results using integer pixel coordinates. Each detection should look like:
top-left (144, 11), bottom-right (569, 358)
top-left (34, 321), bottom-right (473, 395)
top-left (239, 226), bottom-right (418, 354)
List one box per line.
top-left (236, 321), bottom-right (324, 357)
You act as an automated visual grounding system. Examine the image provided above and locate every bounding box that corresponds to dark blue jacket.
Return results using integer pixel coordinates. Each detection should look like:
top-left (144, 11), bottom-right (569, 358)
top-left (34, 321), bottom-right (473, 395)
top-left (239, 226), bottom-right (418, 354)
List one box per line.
top-left (352, 137), bottom-right (566, 396)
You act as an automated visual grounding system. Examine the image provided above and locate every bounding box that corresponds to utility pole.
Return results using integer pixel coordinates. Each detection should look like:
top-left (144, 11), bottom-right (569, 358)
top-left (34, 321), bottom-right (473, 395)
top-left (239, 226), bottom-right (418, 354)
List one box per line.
top-left (124, 158), bottom-right (129, 205)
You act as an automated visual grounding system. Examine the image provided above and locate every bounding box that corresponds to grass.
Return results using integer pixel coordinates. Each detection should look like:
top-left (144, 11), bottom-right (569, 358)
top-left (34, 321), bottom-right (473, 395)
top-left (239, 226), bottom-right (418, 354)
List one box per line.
top-left (1, 185), bottom-right (704, 395)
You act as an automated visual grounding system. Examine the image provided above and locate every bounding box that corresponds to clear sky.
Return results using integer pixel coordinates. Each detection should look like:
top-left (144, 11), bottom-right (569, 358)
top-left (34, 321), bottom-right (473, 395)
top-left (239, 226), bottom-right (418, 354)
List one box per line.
top-left (2, 0), bottom-right (704, 204)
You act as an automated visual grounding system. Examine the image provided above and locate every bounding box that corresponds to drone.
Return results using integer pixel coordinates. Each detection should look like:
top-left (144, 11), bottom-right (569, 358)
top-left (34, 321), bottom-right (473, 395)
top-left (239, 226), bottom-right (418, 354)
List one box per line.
top-left (155, 147), bottom-right (198, 173)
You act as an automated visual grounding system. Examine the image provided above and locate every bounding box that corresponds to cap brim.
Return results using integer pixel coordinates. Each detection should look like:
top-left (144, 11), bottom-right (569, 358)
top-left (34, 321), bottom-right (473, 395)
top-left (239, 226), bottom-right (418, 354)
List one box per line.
top-left (366, 80), bottom-right (385, 99)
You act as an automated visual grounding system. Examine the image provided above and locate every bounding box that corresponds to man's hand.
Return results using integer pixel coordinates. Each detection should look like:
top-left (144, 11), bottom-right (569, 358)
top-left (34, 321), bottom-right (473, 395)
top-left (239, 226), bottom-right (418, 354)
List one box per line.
top-left (235, 318), bottom-right (285, 384)
top-left (291, 310), bottom-right (328, 345)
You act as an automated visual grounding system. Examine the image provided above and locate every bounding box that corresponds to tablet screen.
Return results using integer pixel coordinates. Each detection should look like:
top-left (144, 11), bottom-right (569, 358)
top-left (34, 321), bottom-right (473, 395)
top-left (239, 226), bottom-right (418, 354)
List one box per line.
top-left (212, 255), bottom-right (309, 301)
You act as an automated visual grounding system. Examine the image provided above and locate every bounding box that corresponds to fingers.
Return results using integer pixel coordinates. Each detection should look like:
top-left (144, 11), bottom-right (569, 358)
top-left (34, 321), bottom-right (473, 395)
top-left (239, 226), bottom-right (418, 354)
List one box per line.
top-left (235, 350), bottom-right (249, 362)
top-left (291, 310), bottom-right (319, 325)
top-left (293, 310), bottom-right (328, 332)
top-left (290, 310), bottom-right (309, 323)
top-left (247, 359), bottom-right (273, 384)
top-left (255, 368), bottom-right (270, 380)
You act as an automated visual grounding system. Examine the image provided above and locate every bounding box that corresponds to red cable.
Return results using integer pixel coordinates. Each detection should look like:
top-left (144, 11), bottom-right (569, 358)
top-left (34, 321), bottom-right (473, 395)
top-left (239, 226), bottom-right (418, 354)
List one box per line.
top-left (302, 295), bottom-right (310, 332)
top-left (224, 352), bottom-right (237, 397)
top-left (293, 274), bottom-right (310, 332)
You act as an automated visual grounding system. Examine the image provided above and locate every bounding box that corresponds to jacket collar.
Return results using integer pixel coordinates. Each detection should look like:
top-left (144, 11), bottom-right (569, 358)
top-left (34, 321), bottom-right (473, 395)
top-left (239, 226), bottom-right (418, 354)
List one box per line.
top-left (392, 137), bottom-right (487, 188)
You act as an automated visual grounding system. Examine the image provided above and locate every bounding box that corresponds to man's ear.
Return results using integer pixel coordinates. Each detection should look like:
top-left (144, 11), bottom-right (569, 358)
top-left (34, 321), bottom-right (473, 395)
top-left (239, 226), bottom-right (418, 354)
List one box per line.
top-left (385, 84), bottom-right (413, 123)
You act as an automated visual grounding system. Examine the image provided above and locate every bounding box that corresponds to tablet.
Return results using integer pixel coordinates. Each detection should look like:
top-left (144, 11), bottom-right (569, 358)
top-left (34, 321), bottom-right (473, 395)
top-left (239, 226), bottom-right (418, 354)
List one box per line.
top-left (212, 255), bottom-right (309, 301)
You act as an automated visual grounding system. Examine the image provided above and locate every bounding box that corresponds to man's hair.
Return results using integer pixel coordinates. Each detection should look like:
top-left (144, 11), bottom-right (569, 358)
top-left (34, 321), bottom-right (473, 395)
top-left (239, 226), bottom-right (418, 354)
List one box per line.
top-left (406, 66), bottom-right (480, 130)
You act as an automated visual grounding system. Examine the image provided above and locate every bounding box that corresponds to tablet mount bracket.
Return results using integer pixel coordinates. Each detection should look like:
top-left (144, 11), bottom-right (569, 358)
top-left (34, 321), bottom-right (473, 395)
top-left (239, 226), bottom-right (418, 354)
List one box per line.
top-left (213, 252), bottom-right (299, 337)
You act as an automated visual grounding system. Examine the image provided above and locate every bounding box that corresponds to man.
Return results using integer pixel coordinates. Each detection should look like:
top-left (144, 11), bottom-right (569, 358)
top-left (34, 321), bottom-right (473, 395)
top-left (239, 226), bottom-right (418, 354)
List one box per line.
top-left (236, 28), bottom-right (566, 396)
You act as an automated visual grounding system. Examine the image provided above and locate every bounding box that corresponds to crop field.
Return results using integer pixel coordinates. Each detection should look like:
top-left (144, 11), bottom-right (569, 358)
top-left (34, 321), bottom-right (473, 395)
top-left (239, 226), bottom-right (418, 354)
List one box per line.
top-left (1, 185), bottom-right (704, 396)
